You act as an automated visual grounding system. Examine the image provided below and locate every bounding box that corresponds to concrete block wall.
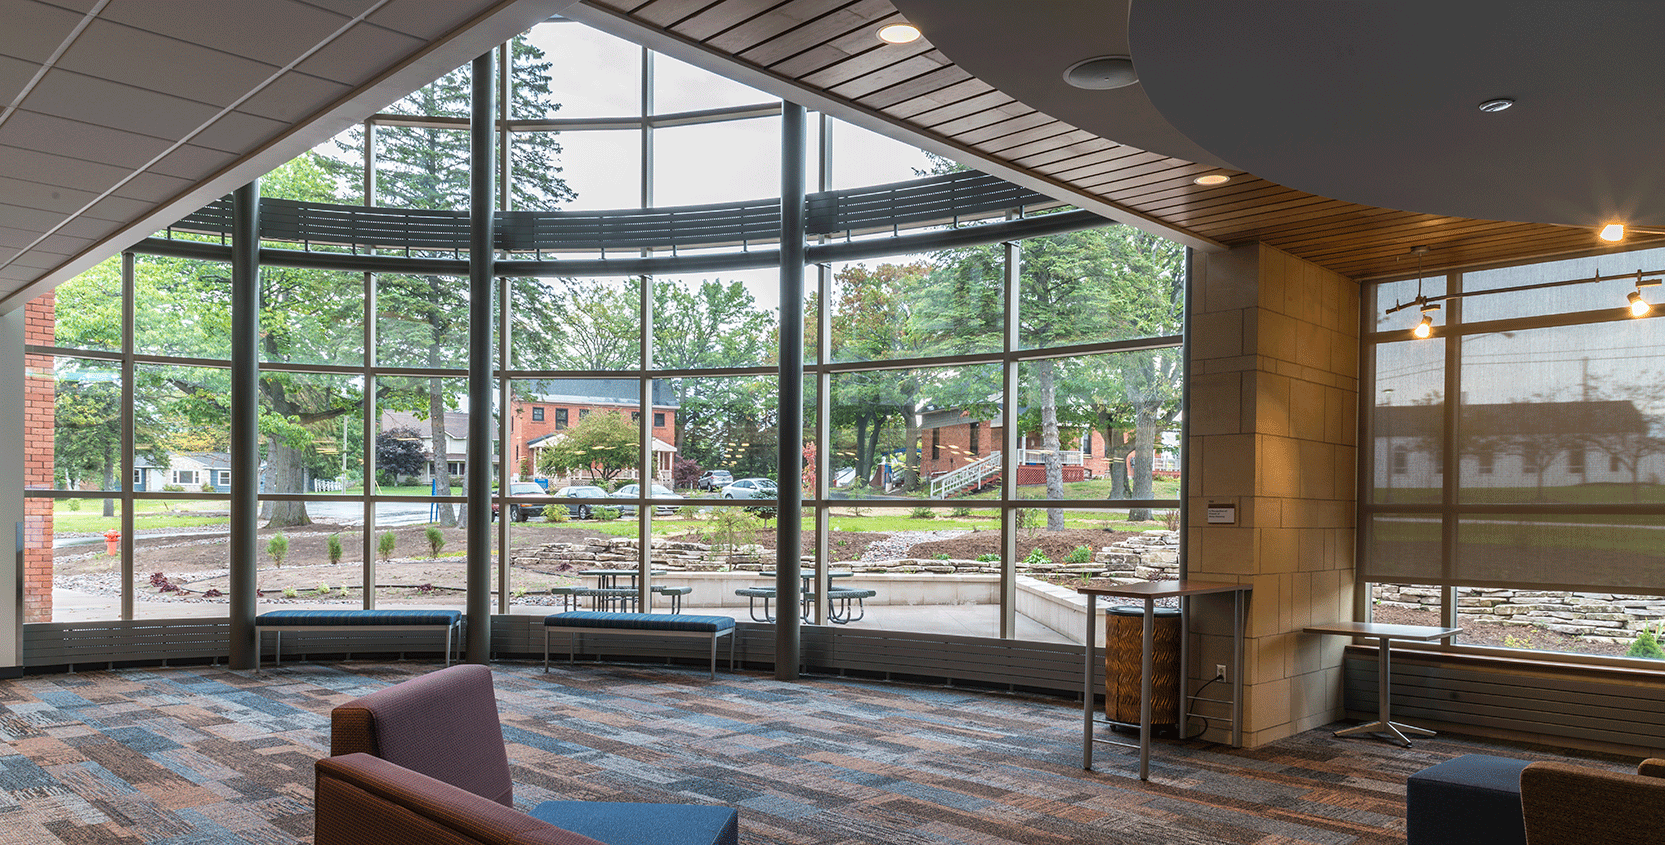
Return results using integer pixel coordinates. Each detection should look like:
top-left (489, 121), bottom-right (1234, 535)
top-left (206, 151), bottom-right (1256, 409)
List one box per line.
top-left (1187, 244), bottom-right (1359, 746)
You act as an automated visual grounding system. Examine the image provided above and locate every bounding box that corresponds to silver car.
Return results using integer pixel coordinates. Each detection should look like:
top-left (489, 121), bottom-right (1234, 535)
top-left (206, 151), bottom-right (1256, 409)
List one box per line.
top-left (721, 477), bottom-right (778, 499)
top-left (610, 482), bottom-right (683, 516)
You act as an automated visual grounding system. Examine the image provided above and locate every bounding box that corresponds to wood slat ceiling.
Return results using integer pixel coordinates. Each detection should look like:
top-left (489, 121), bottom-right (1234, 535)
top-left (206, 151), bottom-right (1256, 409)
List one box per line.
top-left (582, 0), bottom-right (1628, 282)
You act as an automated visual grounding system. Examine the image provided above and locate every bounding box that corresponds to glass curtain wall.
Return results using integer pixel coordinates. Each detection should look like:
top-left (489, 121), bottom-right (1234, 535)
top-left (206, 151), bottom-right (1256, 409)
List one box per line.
top-left (20, 17), bottom-right (1186, 644)
top-left (1363, 247), bottom-right (1665, 663)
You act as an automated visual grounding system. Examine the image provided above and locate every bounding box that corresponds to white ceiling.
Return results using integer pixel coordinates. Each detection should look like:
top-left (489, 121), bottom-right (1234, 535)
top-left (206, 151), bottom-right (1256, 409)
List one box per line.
top-left (0, 0), bottom-right (574, 313)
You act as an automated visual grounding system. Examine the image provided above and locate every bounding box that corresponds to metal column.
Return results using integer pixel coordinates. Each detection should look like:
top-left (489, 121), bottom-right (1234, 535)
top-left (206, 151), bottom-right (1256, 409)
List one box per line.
top-left (775, 100), bottom-right (806, 678)
top-left (228, 181), bottom-right (260, 670)
top-left (465, 50), bottom-right (496, 664)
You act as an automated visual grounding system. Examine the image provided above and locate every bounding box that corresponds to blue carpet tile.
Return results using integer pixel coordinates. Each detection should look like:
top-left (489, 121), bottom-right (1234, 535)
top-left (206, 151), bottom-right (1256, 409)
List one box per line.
top-left (0, 661), bottom-right (1636, 844)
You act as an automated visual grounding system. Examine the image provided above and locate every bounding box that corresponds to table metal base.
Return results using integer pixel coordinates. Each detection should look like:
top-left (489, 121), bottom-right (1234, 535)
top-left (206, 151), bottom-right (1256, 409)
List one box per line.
top-left (1334, 719), bottom-right (1435, 747)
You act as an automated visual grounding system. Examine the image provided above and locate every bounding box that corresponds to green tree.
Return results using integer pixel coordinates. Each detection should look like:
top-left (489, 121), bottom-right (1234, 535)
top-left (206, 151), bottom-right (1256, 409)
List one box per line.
top-left (536, 410), bottom-right (638, 486)
top-left (376, 427), bottom-right (429, 485)
top-left (331, 39), bottom-right (574, 526)
top-left (926, 226), bottom-right (1184, 524)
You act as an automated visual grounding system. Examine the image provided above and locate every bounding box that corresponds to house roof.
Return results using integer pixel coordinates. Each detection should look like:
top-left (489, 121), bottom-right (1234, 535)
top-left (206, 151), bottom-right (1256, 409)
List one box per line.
top-left (380, 410), bottom-right (476, 442)
top-left (1375, 400), bottom-right (1651, 437)
top-left (520, 378), bottom-right (679, 409)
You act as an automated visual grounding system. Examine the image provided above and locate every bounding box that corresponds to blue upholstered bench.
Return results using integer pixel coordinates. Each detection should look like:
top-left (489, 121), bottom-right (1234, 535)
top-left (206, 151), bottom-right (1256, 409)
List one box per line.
top-left (254, 609), bottom-right (464, 670)
top-left (544, 611), bottom-right (736, 679)
top-left (1407, 754), bottom-right (1531, 845)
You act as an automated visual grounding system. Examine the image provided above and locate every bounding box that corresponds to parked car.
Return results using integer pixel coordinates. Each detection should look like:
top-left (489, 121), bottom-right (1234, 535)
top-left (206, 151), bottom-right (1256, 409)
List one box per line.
top-left (491, 481), bottom-right (547, 522)
top-left (697, 469), bottom-right (734, 491)
top-left (553, 484), bottom-right (611, 518)
top-left (721, 477), bottom-right (777, 499)
top-left (611, 482), bottom-right (683, 516)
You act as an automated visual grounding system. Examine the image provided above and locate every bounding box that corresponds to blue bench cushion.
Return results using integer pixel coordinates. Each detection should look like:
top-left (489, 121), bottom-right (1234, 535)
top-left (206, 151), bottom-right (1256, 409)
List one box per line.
top-left (1407, 754), bottom-right (1530, 845)
top-left (532, 800), bottom-right (738, 845)
top-left (256, 609), bottom-right (462, 626)
top-left (544, 611), bottom-right (735, 633)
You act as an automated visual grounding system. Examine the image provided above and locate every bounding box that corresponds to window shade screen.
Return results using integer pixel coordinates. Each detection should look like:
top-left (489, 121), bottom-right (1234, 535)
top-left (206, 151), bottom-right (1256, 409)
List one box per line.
top-left (1362, 284), bottom-right (1665, 597)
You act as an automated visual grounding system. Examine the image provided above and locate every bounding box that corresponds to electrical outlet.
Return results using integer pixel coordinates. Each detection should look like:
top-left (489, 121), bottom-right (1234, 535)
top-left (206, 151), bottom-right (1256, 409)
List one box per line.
top-left (1214, 664), bottom-right (1227, 681)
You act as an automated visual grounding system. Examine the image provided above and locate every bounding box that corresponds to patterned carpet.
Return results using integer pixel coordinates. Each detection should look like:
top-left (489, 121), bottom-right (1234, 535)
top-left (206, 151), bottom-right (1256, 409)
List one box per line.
top-left (0, 660), bottom-right (1632, 844)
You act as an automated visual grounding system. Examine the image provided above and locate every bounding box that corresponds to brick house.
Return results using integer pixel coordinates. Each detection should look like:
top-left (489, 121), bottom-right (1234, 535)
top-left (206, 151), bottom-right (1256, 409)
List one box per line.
top-left (510, 379), bottom-right (679, 483)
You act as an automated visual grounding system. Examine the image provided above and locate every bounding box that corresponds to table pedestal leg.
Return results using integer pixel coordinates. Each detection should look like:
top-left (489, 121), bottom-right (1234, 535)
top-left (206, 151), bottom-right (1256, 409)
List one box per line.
top-left (1138, 597), bottom-right (1154, 780)
top-left (1081, 594), bottom-right (1096, 769)
top-left (1333, 636), bottom-right (1437, 747)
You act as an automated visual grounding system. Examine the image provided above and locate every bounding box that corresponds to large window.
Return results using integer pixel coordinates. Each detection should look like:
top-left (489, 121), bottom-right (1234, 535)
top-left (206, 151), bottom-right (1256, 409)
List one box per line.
top-left (1363, 248), bottom-right (1665, 662)
top-left (19, 18), bottom-right (1185, 648)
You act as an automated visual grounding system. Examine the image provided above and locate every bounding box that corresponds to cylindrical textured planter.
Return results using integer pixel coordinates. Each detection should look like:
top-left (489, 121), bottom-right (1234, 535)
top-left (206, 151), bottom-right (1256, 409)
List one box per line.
top-left (1103, 605), bottom-right (1181, 727)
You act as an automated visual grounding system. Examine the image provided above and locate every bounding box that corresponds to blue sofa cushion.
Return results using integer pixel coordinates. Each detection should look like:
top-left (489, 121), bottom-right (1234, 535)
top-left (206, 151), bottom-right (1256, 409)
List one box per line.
top-left (543, 612), bottom-right (735, 633)
top-left (1407, 753), bottom-right (1531, 845)
top-left (257, 609), bottom-right (462, 626)
top-left (531, 801), bottom-right (738, 845)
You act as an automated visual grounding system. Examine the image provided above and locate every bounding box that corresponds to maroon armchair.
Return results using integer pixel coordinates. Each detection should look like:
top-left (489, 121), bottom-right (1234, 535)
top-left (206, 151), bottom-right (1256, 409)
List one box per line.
top-left (330, 663), bottom-right (514, 806)
top-left (324, 664), bottom-right (739, 845)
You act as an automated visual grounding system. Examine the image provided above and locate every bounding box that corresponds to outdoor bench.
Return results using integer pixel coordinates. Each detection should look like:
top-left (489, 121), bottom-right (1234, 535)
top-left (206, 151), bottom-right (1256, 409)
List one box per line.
top-left (734, 586), bottom-right (777, 622)
top-left (254, 609), bottom-right (464, 670)
top-left (544, 611), bottom-right (735, 678)
top-left (814, 587), bottom-right (876, 624)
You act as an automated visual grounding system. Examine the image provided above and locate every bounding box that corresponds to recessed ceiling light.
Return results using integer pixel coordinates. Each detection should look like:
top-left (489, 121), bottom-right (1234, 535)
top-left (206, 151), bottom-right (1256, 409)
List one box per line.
top-left (1194, 174), bottom-right (1231, 186)
top-left (877, 23), bottom-right (921, 44)
top-left (1600, 223), bottom-right (1626, 242)
top-left (1063, 56), bottom-right (1137, 90)
top-left (1478, 97), bottom-right (1514, 113)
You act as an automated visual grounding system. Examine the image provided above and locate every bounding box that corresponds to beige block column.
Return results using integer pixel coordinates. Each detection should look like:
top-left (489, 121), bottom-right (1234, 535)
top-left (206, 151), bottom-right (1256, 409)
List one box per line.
top-left (1186, 243), bottom-right (1359, 746)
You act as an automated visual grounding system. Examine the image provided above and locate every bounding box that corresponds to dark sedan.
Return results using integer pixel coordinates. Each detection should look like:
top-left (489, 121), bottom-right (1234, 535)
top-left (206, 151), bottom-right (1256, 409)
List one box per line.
top-left (553, 484), bottom-right (611, 519)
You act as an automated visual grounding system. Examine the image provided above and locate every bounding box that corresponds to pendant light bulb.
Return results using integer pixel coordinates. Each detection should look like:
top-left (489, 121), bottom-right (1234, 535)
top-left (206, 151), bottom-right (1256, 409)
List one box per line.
top-left (1413, 314), bottom-right (1434, 339)
top-left (1629, 289), bottom-right (1651, 317)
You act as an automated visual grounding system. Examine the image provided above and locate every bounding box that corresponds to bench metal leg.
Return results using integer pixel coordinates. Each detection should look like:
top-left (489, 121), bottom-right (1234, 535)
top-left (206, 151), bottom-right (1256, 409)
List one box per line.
top-left (543, 628), bottom-right (550, 672)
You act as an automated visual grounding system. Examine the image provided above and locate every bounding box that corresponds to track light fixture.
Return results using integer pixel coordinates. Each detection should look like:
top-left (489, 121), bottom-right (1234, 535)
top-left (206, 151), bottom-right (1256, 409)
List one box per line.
top-left (1384, 253), bottom-right (1662, 337)
top-left (1598, 223), bottom-right (1665, 243)
top-left (1410, 298), bottom-right (1439, 339)
top-left (1630, 270), bottom-right (1662, 317)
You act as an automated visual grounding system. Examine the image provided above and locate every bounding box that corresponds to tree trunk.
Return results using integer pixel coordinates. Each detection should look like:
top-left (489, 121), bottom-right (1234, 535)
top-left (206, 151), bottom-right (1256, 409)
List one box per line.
top-left (265, 434), bottom-right (313, 527)
top-left (1130, 404), bottom-right (1157, 522)
top-left (900, 409), bottom-right (922, 493)
top-left (1035, 358), bottom-right (1065, 530)
top-left (101, 442), bottom-right (115, 517)
top-left (428, 379), bottom-right (456, 527)
top-left (852, 416), bottom-right (870, 486)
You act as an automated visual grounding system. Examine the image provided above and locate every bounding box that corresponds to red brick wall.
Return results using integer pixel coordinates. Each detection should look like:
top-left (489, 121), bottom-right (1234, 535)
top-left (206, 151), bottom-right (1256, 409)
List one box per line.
top-left (24, 294), bottom-right (54, 622)
top-left (508, 399), bottom-right (676, 476)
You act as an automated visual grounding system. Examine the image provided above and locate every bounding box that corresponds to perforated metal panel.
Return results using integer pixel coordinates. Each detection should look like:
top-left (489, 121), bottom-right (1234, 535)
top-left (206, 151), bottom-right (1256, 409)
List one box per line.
top-left (165, 171), bottom-right (1056, 256)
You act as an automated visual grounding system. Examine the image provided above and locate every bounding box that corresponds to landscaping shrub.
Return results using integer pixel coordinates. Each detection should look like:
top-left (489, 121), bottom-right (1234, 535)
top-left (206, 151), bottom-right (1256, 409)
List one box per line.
top-left (1627, 628), bottom-right (1665, 660)
top-left (909, 507), bottom-right (936, 519)
top-left (975, 553), bottom-right (1000, 563)
top-left (425, 525), bottom-right (446, 558)
top-left (1023, 547), bottom-right (1051, 567)
top-left (1162, 509), bottom-right (1181, 531)
top-left (267, 534), bottom-right (288, 568)
top-left (543, 504), bottom-right (570, 522)
top-left (327, 533), bottom-right (343, 565)
top-left (377, 531), bottom-right (396, 562)
top-left (744, 504), bottom-right (777, 526)
top-left (949, 505), bottom-right (973, 518)
top-left (1064, 545), bottom-right (1093, 564)
top-left (593, 505), bottom-right (621, 521)
top-left (162, 484), bottom-right (185, 492)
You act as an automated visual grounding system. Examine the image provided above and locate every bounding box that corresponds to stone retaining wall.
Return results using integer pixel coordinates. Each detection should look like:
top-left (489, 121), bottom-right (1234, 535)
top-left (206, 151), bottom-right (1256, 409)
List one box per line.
top-left (1373, 583), bottom-right (1665, 644)
top-left (511, 531), bottom-right (1183, 580)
